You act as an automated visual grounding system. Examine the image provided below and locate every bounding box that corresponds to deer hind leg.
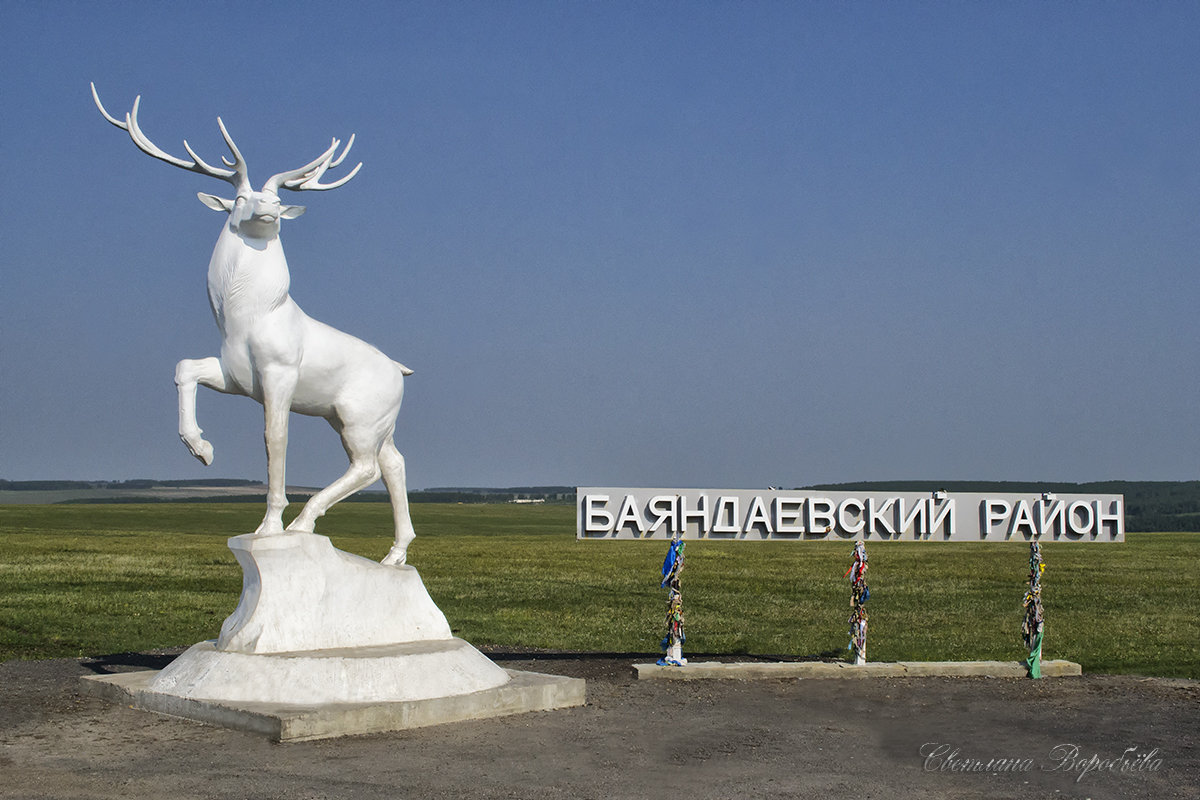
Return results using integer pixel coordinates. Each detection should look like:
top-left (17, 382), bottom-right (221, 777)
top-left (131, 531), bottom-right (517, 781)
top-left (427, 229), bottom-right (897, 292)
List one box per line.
top-left (175, 357), bottom-right (230, 466)
top-left (255, 367), bottom-right (299, 536)
top-left (378, 438), bottom-right (415, 566)
top-left (286, 423), bottom-right (382, 535)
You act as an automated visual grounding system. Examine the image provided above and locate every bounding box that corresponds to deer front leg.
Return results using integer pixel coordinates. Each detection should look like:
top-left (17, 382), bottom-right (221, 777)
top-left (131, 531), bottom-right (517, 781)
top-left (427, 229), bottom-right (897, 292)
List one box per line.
top-left (254, 368), bottom-right (298, 536)
top-left (175, 357), bottom-right (230, 466)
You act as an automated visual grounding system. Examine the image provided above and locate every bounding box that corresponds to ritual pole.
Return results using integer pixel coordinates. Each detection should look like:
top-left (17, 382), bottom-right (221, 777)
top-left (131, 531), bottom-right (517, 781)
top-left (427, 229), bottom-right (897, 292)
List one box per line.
top-left (657, 534), bottom-right (687, 666)
top-left (847, 540), bottom-right (869, 665)
top-left (1022, 540), bottom-right (1045, 679)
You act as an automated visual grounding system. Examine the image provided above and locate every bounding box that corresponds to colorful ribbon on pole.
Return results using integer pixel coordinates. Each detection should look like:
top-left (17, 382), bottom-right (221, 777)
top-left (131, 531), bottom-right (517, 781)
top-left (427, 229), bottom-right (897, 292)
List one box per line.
top-left (846, 540), bottom-right (869, 665)
top-left (657, 535), bottom-right (686, 666)
top-left (1022, 540), bottom-right (1045, 678)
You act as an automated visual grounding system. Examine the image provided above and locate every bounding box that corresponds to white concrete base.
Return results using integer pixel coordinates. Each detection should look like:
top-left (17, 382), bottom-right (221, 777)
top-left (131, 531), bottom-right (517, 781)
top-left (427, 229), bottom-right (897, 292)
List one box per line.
top-left (82, 667), bottom-right (585, 742)
top-left (130, 531), bottom-right (521, 710)
top-left (633, 659), bottom-right (1083, 680)
top-left (81, 530), bottom-right (587, 737)
top-left (150, 638), bottom-right (511, 705)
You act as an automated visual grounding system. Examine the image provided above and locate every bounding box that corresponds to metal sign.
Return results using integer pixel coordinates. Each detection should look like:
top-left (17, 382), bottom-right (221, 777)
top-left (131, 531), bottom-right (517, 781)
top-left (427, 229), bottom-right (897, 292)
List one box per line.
top-left (577, 488), bottom-right (1123, 542)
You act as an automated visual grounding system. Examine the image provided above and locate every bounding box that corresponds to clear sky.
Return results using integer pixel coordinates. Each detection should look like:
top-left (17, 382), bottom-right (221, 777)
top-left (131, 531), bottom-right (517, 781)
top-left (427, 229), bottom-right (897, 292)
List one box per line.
top-left (1, 1), bottom-right (1197, 490)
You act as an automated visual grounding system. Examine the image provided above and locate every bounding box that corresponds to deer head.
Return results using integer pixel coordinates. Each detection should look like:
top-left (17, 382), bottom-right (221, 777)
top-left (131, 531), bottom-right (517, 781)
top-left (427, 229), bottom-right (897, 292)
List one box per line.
top-left (91, 83), bottom-right (362, 240)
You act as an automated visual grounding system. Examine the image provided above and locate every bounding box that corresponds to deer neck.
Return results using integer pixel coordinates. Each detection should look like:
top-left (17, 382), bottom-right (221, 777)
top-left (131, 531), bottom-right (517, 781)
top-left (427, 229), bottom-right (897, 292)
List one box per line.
top-left (206, 225), bottom-right (292, 333)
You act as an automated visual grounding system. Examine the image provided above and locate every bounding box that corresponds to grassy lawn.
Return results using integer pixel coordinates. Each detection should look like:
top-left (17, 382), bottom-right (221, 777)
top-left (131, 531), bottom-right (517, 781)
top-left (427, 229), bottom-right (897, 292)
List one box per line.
top-left (0, 503), bottom-right (1196, 678)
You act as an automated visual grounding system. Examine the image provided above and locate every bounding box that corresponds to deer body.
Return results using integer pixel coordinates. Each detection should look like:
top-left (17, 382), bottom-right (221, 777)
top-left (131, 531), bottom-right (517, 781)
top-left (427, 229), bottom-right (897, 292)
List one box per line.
top-left (96, 85), bottom-right (415, 565)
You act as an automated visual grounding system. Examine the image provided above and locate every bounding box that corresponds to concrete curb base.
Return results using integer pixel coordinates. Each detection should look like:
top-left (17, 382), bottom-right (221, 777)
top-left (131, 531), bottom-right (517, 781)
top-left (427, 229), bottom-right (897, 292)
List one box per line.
top-left (81, 668), bottom-right (586, 741)
top-left (633, 659), bottom-right (1082, 680)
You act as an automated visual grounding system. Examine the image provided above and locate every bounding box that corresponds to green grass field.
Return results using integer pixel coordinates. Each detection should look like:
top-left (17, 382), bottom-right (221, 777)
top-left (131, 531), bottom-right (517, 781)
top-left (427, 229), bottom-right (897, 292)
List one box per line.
top-left (1, 503), bottom-right (1196, 678)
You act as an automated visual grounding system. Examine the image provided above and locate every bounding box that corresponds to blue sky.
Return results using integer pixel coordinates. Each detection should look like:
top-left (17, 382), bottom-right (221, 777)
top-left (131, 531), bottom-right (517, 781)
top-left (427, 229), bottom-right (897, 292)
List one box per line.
top-left (1, 1), bottom-right (1197, 490)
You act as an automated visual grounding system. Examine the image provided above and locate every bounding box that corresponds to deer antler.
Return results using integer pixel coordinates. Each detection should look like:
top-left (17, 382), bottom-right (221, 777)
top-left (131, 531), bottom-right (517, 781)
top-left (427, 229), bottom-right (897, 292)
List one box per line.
top-left (263, 135), bottom-right (362, 194)
top-left (91, 83), bottom-right (250, 191)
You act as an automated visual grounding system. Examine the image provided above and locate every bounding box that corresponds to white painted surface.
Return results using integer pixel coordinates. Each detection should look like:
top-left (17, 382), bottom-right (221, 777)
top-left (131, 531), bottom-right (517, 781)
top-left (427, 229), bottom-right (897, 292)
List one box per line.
top-left (578, 488), bottom-right (1125, 542)
top-left (93, 85), bottom-right (417, 565)
top-left (150, 638), bottom-right (511, 705)
top-left (145, 532), bottom-right (511, 706)
top-left (217, 532), bottom-right (452, 654)
top-left (84, 668), bottom-right (585, 740)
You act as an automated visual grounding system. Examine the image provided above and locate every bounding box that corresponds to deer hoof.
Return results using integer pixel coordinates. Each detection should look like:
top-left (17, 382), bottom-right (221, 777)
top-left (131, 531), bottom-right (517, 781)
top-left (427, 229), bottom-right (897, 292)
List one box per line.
top-left (285, 517), bottom-right (316, 534)
top-left (194, 440), bottom-right (214, 466)
top-left (381, 545), bottom-right (407, 567)
top-left (181, 435), bottom-right (214, 466)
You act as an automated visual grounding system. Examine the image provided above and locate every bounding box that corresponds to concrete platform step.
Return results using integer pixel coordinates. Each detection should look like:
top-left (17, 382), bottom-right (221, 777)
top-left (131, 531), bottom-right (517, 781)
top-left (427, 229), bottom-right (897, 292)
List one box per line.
top-left (82, 668), bottom-right (585, 742)
top-left (633, 659), bottom-right (1081, 680)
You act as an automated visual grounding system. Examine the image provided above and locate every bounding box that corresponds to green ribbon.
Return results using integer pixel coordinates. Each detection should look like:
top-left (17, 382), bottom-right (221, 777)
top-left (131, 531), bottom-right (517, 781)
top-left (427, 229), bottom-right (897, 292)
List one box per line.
top-left (1024, 628), bottom-right (1043, 679)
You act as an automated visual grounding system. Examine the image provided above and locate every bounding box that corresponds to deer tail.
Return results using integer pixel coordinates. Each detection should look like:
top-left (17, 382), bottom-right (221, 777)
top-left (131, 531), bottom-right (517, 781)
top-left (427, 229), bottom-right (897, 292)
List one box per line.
top-left (395, 361), bottom-right (414, 377)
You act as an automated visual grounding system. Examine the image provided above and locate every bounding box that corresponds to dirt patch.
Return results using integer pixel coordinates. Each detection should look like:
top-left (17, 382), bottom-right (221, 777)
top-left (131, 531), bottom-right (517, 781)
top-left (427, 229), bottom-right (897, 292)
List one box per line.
top-left (1, 648), bottom-right (1196, 800)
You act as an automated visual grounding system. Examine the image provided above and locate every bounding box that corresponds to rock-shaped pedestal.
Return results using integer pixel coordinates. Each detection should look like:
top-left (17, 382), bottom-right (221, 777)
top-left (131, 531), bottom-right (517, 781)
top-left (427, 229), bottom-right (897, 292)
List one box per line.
top-left (147, 532), bottom-right (511, 705)
top-left (216, 532), bottom-right (452, 653)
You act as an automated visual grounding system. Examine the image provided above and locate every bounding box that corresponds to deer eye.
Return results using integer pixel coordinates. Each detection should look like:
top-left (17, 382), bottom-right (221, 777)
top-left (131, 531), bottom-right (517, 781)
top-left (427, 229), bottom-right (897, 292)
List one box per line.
top-left (235, 196), bottom-right (247, 207)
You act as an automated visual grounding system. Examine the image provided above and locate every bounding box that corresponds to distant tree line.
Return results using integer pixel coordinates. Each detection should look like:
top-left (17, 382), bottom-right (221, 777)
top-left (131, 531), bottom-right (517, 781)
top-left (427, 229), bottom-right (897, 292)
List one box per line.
top-left (9, 479), bottom-right (1199, 529)
top-left (0, 478), bottom-right (262, 491)
top-left (6, 481), bottom-right (574, 507)
top-left (409, 487), bottom-right (575, 504)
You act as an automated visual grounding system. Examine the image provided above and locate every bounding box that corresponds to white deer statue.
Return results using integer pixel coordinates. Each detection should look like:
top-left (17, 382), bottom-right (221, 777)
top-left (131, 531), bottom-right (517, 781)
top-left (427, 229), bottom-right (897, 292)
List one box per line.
top-left (92, 84), bottom-right (416, 566)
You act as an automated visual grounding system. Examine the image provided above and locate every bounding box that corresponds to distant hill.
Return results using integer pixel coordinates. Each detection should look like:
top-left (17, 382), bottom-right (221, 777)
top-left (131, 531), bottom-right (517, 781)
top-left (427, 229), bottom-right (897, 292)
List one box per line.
top-left (3, 479), bottom-right (1196, 529)
top-left (0, 478), bottom-right (263, 491)
top-left (802, 480), bottom-right (1200, 532)
top-left (0, 480), bottom-right (575, 506)
top-left (0, 478), bottom-right (273, 505)
top-left (413, 486), bottom-right (575, 504)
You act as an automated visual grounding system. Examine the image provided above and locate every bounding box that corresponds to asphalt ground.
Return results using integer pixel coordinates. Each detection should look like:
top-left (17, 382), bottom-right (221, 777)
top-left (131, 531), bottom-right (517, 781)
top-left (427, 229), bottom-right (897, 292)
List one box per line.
top-left (1, 648), bottom-right (1196, 800)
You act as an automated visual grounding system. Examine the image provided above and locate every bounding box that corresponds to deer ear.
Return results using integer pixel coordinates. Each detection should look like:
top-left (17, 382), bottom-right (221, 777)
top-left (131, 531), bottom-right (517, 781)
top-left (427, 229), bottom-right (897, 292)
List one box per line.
top-left (280, 204), bottom-right (306, 219)
top-left (197, 192), bottom-right (234, 213)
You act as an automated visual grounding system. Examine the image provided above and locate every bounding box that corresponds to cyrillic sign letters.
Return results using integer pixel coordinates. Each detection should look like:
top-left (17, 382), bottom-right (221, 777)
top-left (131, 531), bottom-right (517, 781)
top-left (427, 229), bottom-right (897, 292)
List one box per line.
top-left (577, 488), bottom-right (1123, 542)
